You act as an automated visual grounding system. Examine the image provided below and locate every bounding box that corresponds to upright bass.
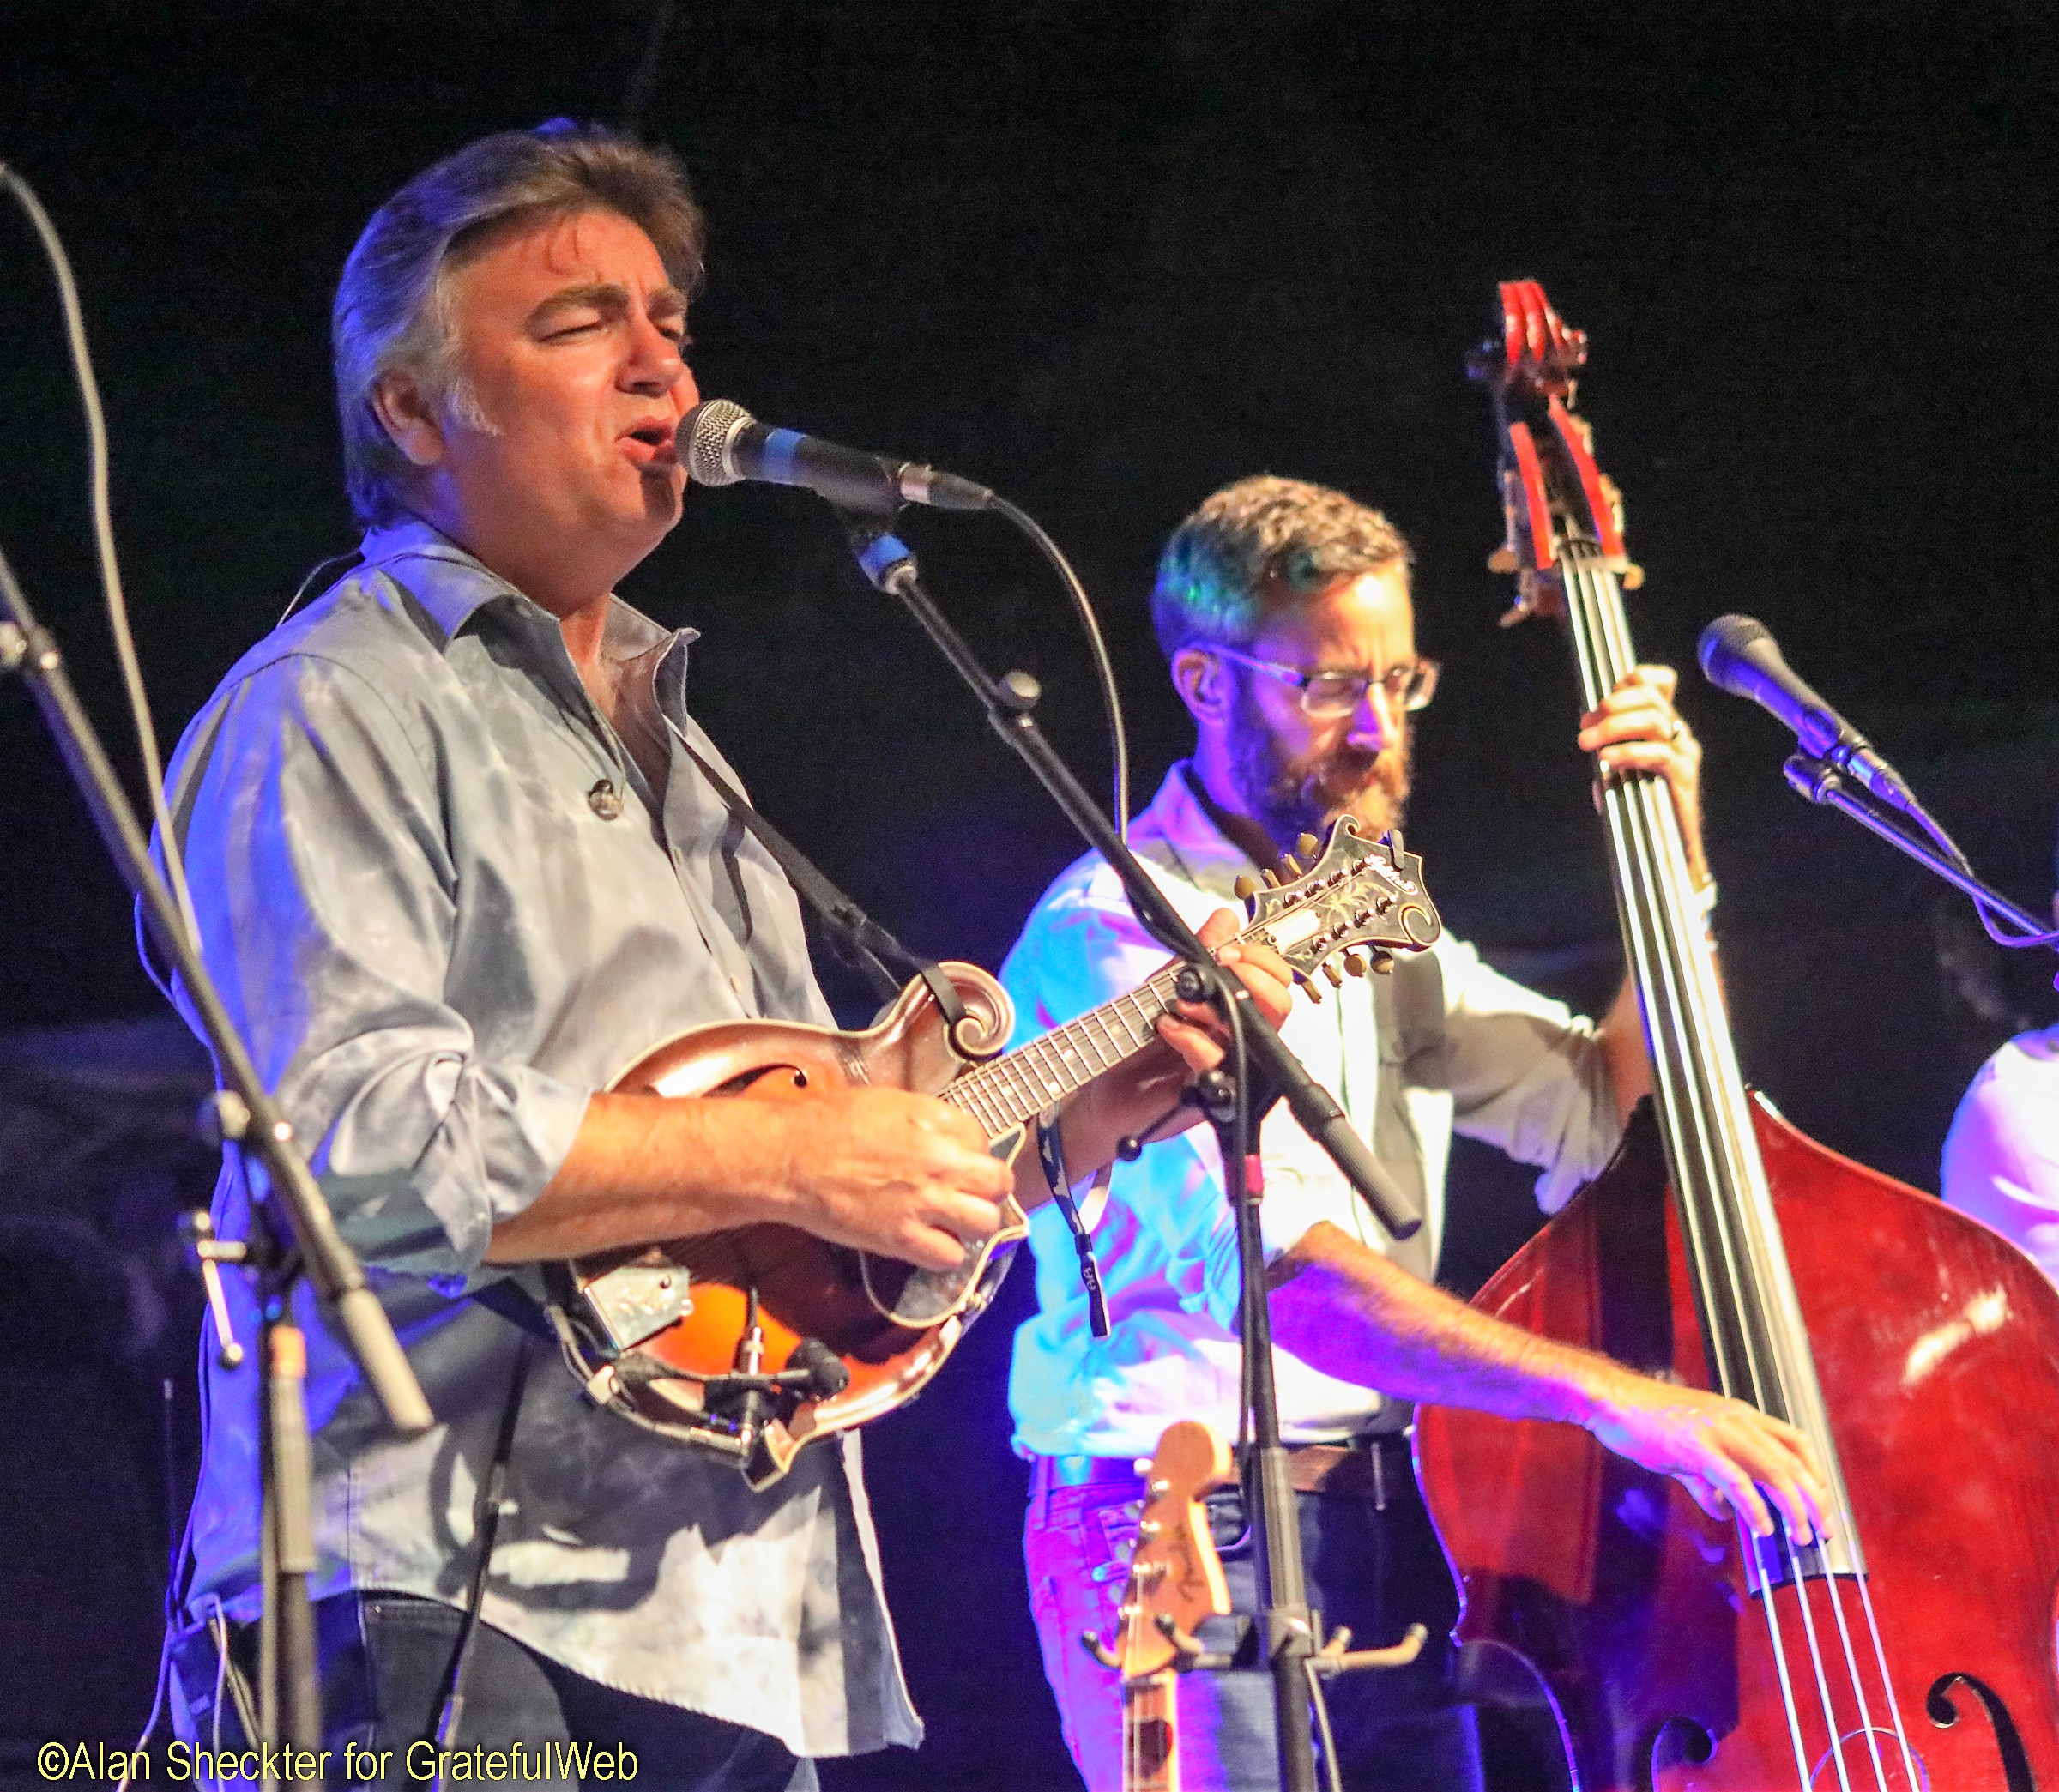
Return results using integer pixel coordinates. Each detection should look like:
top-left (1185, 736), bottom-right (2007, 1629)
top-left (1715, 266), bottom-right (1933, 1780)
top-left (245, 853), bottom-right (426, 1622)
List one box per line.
top-left (1415, 281), bottom-right (2059, 1791)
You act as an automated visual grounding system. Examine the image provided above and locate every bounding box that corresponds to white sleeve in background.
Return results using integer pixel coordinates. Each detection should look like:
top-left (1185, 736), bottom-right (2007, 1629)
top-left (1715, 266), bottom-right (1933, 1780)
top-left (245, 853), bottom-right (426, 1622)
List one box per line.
top-left (1942, 1027), bottom-right (2059, 1286)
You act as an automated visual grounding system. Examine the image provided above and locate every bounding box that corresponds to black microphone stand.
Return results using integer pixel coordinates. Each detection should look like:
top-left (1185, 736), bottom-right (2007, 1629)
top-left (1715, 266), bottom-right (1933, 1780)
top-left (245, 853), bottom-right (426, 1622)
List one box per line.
top-left (837, 510), bottom-right (1424, 1792)
top-left (1782, 754), bottom-right (2058, 950)
top-left (0, 544), bottom-right (433, 1776)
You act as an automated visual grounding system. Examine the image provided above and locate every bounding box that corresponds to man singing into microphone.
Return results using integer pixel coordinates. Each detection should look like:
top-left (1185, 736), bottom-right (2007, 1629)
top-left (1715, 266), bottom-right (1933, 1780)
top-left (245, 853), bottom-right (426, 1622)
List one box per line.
top-left (154, 121), bottom-right (1291, 1788)
top-left (1005, 476), bottom-right (1827, 1791)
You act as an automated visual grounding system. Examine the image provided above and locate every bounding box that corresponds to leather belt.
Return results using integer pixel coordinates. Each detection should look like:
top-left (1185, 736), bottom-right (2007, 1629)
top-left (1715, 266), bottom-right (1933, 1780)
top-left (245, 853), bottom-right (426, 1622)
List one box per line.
top-left (1030, 1432), bottom-right (1415, 1508)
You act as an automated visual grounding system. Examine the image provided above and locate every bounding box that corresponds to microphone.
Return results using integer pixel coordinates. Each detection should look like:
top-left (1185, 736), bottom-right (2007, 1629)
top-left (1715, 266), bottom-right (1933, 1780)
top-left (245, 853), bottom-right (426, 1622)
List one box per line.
top-left (787, 1336), bottom-right (851, 1399)
top-left (1697, 614), bottom-right (1917, 813)
top-left (680, 399), bottom-right (994, 514)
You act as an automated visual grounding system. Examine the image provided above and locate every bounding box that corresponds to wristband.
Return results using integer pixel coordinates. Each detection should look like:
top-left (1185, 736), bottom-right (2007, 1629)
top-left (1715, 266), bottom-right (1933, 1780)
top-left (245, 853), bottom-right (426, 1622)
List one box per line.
top-left (1036, 1107), bottom-right (1111, 1340)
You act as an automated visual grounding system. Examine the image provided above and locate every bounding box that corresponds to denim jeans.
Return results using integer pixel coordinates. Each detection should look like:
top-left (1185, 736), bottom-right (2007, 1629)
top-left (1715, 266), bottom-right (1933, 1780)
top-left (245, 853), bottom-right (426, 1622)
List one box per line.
top-left (168, 1592), bottom-right (818, 1791)
top-left (1024, 1464), bottom-right (1482, 1792)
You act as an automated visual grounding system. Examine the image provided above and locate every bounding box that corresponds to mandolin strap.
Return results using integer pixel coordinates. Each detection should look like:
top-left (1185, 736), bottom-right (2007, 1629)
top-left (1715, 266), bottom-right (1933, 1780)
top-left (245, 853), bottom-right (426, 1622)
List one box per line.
top-left (675, 736), bottom-right (968, 1033)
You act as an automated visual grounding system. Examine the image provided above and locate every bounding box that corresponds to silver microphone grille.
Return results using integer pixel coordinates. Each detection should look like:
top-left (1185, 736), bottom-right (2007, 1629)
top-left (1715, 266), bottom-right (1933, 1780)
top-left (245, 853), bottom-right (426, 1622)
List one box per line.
top-left (683, 398), bottom-right (753, 487)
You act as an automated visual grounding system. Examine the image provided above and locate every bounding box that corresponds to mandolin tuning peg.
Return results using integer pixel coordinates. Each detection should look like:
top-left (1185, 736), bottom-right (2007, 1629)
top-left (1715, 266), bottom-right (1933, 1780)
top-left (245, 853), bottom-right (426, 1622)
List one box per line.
top-left (1295, 833), bottom-right (1321, 863)
top-left (1276, 854), bottom-right (1304, 881)
top-left (1322, 961), bottom-right (1344, 987)
top-left (1371, 952), bottom-right (1395, 974)
top-left (1260, 869), bottom-right (1282, 889)
top-left (1233, 875), bottom-right (1259, 901)
top-left (1343, 952), bottom-right (1368, 978)
top-left (1295, 969), bottom-right (1325, 1005)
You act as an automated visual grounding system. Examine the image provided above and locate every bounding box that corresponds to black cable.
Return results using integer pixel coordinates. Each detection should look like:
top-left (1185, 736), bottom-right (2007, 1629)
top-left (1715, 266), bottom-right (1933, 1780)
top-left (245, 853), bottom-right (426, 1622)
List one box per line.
top-left (619, 0), bottom-right (679, 139)
top-left (987, 493), bottom-right (1132, 838)
top-left (0, 161), bottom-right (200, 950)
top-left (429, 1341), bottom-right (533, 1776)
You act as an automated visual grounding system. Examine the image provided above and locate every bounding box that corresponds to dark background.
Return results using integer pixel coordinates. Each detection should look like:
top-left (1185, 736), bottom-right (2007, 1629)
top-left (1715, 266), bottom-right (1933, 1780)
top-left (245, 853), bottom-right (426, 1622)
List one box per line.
top-left (1, 2), bottom-right (2055, 1784)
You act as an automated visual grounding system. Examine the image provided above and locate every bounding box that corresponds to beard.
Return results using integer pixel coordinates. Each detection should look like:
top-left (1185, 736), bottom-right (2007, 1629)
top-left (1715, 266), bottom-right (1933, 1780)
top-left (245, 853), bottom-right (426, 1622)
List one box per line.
top-left (1226, 679), bottom-right (1412, 852)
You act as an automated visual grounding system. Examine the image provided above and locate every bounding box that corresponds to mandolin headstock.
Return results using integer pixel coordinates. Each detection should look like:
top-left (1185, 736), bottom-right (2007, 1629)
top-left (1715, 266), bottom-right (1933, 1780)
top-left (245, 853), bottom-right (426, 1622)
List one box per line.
top-left (1470, 279), bottom-right (1643, 625)
top-left (1231, 818), bottom-right (1442, 1003)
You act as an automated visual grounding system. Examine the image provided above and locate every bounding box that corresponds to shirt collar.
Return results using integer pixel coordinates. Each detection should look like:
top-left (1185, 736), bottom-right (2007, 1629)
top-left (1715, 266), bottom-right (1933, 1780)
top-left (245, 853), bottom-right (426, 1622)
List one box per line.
top-left (1135, 759), bottom-right (1263, 897)
top-left (356, 515), bottom-right (699, 665)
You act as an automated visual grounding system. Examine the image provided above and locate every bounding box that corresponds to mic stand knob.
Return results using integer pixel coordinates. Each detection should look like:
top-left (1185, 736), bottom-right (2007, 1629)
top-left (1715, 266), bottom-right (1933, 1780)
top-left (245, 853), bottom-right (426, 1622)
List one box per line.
top-left (181, 1210), bottom-right (248, 1369)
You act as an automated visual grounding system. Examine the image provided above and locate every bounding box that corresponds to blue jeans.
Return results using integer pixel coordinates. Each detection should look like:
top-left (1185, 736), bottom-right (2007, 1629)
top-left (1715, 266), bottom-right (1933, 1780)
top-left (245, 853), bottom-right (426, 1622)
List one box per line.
top-left (1025, 1463), bottom-right (1482, 1792)
top-left (168, 1592), bottom-right (818, 1791)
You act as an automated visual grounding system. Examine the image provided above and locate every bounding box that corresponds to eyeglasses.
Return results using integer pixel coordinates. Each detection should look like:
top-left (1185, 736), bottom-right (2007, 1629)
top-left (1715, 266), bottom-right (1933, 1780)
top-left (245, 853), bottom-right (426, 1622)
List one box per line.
top-left (1210, 645), bottom-right (1440, 718)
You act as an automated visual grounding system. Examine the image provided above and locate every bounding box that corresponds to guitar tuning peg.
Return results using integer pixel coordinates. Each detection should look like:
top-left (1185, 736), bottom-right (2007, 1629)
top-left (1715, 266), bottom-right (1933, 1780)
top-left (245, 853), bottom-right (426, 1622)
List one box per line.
top-left (1276, 854), bottom-right (1303, 880)
top-left (1233, 875), bottom-right (1258, 901)
top-left (1321, 961), bottom-right (1343, 988)
top-left (1295, 833), bottom-right (1320, 862)
top-left (1343, 952), bottom-right (1368, 978)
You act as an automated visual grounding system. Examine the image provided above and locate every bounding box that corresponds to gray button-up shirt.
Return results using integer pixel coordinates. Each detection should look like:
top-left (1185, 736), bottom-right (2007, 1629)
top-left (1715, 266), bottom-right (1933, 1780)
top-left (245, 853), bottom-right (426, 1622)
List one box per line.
top-left (160, 519), bottom-right (919, 1756)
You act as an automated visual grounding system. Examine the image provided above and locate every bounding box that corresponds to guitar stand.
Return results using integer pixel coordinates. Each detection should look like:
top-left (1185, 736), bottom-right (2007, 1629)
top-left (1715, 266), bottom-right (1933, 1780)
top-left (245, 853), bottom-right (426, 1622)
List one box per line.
top-left (1088, 1614), bottom-right (1427, 1680)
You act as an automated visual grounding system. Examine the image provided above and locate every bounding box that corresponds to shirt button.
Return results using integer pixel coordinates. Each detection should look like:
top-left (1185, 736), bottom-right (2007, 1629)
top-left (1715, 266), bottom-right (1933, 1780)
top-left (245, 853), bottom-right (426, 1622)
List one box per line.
top-left (730, 973), bottom-right (748, 996)
top-left (588, 779), bottom-right (624, 820)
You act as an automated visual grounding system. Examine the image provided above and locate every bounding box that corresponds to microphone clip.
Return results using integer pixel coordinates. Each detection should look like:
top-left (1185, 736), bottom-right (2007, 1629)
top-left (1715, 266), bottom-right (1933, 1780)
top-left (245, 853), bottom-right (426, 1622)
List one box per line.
top-left (835, 504), bottom-right (917, 594)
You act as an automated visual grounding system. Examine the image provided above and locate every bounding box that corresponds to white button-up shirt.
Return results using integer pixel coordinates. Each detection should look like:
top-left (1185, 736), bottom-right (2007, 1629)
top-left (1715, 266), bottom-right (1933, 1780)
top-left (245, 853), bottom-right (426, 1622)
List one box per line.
top-left (1943, 1023), bottom-right (2059, 1285)
top-left (1003, 764), bottom-right (1622, 1459)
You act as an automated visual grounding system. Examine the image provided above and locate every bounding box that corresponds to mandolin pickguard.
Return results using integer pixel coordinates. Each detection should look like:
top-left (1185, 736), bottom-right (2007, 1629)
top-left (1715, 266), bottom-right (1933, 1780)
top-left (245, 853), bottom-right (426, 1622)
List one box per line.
top-left (860, 1125), bottom-right (1029, 1325)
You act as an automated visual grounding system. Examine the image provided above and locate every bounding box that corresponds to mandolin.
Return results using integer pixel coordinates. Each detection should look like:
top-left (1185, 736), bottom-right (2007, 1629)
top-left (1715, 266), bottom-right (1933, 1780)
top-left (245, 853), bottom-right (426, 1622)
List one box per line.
top-left (1085, 1421), bottom-right (1235, 1792)
top-left (554, 818), bottom-right (1441, 1486)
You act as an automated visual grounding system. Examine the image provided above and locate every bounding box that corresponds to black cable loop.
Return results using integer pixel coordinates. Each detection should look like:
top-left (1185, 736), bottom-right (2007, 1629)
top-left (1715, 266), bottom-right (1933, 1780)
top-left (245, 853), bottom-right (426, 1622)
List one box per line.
top-left (987, 493), bottom-right (1132, 839)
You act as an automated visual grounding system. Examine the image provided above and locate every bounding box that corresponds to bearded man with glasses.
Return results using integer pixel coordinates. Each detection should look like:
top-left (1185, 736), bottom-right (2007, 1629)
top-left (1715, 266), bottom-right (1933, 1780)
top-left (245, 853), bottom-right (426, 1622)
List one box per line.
top-left (1003, 475), bottom-right (1822, 1792)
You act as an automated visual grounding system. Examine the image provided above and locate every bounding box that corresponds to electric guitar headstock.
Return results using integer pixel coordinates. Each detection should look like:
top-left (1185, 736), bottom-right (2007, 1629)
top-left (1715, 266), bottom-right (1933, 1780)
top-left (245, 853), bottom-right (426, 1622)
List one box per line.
top-left (1084, 1421), bottom-right (1234, 1792)
top-left (1469, 278), bottom-right (1644, 625)
top-left (1230, 818), bottom-right (1441, 1004)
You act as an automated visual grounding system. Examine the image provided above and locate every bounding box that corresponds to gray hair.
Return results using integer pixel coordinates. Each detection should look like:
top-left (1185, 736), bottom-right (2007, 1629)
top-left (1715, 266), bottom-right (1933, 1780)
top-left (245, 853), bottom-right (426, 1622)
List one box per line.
top-left (333, 119), bottom-right (707, 528)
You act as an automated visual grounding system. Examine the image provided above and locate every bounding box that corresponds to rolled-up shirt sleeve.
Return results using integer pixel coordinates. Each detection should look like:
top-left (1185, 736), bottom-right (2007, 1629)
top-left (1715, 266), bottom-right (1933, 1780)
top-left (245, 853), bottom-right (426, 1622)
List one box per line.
top-left (1437, 937), bottom-right (1621, 1215)
top-left (168, 652), bottom-right (590, 1288)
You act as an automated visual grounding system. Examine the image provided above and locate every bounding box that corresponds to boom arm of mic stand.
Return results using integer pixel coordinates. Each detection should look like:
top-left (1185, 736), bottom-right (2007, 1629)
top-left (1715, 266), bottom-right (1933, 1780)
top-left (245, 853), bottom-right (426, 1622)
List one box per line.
top-left (853, 534), bottom-right (1422, 1241)
top-left (0, 546), bottom-right (432, 1437)
top-left (1784, 754), bottom-right (2057, 950)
